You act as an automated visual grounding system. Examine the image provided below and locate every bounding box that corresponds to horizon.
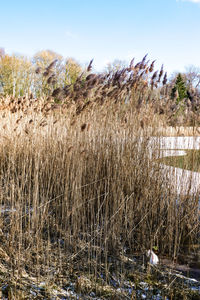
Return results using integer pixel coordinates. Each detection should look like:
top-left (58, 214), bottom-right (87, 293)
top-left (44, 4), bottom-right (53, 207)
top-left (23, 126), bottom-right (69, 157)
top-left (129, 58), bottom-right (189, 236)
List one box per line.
top-left (1, 0), bottom-right (200, 75)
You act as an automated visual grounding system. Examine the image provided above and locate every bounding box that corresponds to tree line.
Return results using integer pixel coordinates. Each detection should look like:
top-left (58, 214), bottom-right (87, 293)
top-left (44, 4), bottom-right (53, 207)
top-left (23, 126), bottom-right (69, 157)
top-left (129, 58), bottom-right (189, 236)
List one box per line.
top-left (0, 48), bottom-right (82, 98)
top-left (0, 47), bottom-right (200, 104)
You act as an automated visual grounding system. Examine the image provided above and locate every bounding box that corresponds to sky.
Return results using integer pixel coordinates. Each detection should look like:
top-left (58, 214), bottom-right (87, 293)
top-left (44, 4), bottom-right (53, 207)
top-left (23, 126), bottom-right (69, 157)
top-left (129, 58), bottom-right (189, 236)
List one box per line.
top-left (0, 0), bottom-right (200, 75)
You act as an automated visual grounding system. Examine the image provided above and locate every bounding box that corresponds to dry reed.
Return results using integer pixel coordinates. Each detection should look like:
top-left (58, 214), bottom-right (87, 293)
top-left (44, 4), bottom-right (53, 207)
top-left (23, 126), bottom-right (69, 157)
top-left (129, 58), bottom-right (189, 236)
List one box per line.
top-left (0, 56), bottom-right (199, 298)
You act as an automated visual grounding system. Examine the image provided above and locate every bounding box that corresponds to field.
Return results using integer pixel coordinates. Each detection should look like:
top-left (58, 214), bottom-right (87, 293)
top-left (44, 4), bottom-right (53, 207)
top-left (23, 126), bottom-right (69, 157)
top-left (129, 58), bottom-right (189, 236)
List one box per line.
top-left (161, 150), bottom-right (200, 172)
top-left (0, 57), bottom-right (199, 298)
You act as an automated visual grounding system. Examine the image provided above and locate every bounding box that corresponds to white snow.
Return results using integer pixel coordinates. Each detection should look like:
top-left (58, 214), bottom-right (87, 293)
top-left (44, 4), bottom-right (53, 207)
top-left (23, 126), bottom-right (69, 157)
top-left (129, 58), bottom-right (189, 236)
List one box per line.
top-left (150, 136), bottom-right (200, 195)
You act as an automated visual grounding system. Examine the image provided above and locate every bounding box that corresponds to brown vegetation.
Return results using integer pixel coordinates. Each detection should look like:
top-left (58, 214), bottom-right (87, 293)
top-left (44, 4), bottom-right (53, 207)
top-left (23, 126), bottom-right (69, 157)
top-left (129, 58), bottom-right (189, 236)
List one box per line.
top-left (0, 56), bottom-right (199, 298)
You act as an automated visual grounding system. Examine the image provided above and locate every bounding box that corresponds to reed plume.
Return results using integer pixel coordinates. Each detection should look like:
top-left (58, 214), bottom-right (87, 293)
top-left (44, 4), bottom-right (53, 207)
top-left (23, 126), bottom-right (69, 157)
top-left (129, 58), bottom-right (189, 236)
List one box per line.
top-left (87, 59), bottom-right (94, 72)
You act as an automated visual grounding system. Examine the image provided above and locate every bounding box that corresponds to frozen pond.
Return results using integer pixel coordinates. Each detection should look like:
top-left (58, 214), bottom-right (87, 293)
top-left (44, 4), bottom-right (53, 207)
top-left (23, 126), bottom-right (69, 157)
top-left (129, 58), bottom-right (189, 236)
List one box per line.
top-left (150, 136), bottom-right (200, 195)
top-left (150, 136), bottom-right (200, 150)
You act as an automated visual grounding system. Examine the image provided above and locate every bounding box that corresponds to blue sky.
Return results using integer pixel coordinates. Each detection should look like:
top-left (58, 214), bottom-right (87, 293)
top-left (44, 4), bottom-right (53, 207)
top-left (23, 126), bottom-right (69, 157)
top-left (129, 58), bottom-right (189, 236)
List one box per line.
top-left (0, 0), bottom-right (200, 74)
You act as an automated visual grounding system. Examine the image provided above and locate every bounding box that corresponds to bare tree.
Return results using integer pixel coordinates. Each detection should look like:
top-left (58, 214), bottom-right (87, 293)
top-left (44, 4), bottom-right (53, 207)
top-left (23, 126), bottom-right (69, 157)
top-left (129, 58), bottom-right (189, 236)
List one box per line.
top-left (0, 48), bottom-right (5, 57)
top-left (184, 65), bottom-right (200, 89)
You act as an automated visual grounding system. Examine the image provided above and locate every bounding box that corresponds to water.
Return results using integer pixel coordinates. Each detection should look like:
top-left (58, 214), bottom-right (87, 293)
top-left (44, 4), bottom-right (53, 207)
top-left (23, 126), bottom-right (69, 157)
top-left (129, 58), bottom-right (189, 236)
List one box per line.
top-left (149, 136), bottom-right (200, 196)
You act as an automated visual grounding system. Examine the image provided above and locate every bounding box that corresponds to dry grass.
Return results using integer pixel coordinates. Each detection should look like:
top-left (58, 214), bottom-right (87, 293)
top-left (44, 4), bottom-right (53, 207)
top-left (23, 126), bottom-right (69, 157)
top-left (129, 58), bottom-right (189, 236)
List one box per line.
top-left (0, 99), bottom-right (199, 289)
top-left (0, 57), bottom-right (199, 298)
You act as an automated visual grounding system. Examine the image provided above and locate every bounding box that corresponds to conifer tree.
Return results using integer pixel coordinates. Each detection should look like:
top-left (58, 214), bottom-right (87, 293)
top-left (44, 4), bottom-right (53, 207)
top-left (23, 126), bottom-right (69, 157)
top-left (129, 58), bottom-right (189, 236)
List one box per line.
top-left (171, 73), bottom-right (188, 103)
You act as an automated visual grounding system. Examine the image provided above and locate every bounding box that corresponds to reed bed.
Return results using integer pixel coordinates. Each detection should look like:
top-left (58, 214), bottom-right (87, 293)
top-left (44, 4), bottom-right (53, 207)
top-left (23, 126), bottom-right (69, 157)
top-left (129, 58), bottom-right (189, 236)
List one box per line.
top-left (0, 101), bottom-right (199, 297)
top-left (0, 57), bottom-right (199, 298)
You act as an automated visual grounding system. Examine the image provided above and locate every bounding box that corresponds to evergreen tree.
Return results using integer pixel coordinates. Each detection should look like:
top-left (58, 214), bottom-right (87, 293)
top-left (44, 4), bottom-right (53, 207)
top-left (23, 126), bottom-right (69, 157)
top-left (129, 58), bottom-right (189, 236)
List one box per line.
top-left (171, 73), bottom-right (188, 103)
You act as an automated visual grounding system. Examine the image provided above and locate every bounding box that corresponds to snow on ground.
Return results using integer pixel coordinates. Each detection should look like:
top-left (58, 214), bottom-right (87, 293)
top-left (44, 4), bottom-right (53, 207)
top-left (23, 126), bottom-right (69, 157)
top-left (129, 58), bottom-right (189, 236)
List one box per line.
top-left (150, 136), bottom-right (200, 195)
top-left (150, 136), bottom-right (200, 150)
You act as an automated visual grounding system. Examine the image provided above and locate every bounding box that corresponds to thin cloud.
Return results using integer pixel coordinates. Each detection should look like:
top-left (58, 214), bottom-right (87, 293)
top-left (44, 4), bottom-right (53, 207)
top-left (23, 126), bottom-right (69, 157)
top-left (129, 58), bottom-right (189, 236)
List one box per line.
top-left (178, 0), bottom-right (200, 3)
top-left (65, 30), bottom-right (78, 39)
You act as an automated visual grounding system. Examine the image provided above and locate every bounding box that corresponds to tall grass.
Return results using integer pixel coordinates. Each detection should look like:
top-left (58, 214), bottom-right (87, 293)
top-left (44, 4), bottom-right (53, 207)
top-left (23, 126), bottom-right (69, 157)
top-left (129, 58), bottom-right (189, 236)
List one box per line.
top-left (0, 102), bottom-right (198, 286)
top-left (0, 57), bottom-right (199, 297)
